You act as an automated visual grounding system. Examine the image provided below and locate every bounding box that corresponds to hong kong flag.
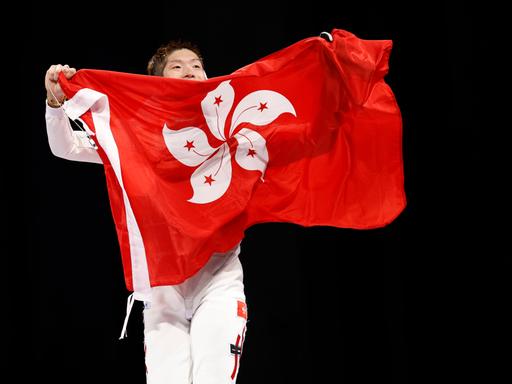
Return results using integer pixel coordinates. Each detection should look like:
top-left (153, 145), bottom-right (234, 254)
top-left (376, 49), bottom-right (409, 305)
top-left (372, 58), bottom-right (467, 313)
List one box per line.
top-left (59, 29), bottom-right (405, 301)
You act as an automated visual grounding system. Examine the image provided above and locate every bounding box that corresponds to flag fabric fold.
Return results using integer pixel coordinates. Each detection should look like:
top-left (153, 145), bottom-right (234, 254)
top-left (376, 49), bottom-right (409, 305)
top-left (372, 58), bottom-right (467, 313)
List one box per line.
top-left (58, 28), bottom-right (405, 298)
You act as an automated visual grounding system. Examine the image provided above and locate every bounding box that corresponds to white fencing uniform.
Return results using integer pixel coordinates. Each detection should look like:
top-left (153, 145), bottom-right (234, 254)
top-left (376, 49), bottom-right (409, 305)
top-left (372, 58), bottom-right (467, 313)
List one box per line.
top-left (144, 245), bottom-right (247, 383)
top-left (45, 104), bottom-right (248, 383)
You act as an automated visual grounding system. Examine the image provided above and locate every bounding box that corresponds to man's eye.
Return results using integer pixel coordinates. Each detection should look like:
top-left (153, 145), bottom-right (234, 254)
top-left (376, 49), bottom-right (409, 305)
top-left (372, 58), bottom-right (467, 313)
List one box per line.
top-left (194, 65), bottom-right (202, 69)
top-left (172, 66), bottom-right (181, 69)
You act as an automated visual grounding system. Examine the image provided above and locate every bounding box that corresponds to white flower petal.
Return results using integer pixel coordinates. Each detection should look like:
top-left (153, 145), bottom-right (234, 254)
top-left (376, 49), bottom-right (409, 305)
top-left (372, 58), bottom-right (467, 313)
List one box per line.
top-left (229, 90), bottom-right (296, 137)
top-left (162, 124), bottom-right (216, 167)
top-left (201, 80), bottom-right (235, 141)
top-left (188, 143), bottom-right (232, 204)
top-left (234, 128), bottom-right (269, 180)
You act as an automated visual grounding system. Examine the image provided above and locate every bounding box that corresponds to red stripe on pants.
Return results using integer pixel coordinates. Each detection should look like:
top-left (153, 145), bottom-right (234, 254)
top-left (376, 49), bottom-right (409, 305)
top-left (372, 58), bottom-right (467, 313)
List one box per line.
top-left (231, 334), bottom-right (241, 380)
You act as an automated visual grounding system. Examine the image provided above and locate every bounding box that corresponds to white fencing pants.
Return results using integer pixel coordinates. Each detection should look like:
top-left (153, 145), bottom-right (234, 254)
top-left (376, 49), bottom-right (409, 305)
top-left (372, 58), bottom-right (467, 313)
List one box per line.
top-left (143, 245), bottom-right (248, 384)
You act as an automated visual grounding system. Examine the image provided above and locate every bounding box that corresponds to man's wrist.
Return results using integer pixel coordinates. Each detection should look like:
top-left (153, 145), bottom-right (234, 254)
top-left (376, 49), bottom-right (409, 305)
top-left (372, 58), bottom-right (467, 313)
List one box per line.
top-left (47, 96), bottom-right (66, 108)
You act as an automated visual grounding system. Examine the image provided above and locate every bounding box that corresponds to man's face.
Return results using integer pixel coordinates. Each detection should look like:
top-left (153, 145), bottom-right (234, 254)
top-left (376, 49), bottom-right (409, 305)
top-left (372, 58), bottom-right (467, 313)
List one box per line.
top-left (163, 49), bottom-right (206, 80)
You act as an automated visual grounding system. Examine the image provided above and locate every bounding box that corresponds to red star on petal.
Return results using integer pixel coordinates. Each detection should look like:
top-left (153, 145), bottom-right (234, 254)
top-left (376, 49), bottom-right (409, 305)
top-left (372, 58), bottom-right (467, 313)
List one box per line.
top-left (258, 102), bottom-right (268, 112)
top-left (184, 140), bottom-right (195, 151)
top-left (247, 148), bottom-right (257, 157)
top-left (204, 175), bottom-right (215, 185)
top-left (214, 96), bottom-right (223, 106)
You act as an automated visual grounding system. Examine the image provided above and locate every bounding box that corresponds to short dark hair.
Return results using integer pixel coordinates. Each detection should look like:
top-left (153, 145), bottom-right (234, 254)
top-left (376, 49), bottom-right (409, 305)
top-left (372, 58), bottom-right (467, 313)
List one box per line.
top-left (147, 40), bottom-right (203, 76)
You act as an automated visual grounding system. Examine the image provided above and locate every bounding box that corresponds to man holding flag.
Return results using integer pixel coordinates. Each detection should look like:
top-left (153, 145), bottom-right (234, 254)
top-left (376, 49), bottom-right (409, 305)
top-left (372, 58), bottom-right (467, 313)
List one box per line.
top-left (44, 29), bottom-right (405, 384)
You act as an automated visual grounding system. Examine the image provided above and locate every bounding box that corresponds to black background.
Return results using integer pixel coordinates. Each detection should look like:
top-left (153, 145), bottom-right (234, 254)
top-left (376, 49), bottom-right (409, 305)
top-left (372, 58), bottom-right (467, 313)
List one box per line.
top-left (9, 1), bottom-right (503, 383)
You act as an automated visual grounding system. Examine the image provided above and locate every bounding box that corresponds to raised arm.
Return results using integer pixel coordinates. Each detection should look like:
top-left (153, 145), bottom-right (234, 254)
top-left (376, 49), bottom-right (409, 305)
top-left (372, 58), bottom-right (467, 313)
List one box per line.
top-left (44, 64), bottom-right (102, 164)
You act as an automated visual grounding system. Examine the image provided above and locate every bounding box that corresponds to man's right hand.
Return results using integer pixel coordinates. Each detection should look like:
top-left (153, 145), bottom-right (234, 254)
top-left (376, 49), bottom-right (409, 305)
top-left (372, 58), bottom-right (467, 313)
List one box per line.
top-left (45, 64), bottom-right (77, 108)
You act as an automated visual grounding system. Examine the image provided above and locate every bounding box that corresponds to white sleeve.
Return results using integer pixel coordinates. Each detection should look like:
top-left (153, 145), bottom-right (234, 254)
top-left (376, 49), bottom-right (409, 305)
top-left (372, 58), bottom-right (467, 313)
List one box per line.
top-left (45, 102), bottom-right (103, 164)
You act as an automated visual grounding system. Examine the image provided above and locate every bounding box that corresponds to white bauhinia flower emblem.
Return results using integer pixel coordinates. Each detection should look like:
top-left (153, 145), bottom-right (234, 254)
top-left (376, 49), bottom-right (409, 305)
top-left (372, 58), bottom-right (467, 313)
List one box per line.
top-left (163, 80), bottom-right (296, 204)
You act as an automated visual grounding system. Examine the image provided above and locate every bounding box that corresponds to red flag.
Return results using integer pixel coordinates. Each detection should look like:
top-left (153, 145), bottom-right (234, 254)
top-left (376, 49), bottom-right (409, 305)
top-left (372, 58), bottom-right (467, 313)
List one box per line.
top-left (58, 29), bottom-right (405, 299)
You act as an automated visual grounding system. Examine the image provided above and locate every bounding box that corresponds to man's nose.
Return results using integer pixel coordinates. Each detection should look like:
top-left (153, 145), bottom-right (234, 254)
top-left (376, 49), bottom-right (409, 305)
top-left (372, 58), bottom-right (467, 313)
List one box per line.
top-left (183, 68), bottom-right (195, 79)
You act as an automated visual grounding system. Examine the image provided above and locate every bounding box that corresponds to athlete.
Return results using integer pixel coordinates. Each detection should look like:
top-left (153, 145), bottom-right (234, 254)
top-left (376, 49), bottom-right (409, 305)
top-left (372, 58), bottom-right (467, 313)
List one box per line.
top-left (44, 40), bottom-right (248, 384)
